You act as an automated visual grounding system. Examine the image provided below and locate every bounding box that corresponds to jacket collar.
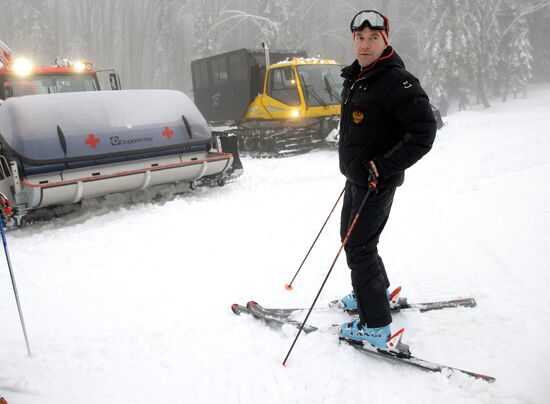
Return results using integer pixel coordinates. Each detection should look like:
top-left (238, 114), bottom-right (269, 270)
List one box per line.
top-left (341, 46), bottom-right (404, 82)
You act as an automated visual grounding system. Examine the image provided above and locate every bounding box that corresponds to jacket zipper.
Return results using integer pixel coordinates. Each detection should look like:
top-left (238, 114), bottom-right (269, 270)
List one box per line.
top-left (341, 76), bottom-right (368, 141)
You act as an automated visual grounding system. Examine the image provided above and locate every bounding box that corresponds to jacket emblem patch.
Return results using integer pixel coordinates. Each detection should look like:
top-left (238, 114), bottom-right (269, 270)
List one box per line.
top-left (352, 109), bottom-right (365, 125)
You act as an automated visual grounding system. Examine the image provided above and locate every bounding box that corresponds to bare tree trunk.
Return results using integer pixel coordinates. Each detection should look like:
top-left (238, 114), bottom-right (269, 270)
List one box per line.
top-left (474, 0), bottom-right (494, 108)
top-left (476, 72), bottom-right (491, 108)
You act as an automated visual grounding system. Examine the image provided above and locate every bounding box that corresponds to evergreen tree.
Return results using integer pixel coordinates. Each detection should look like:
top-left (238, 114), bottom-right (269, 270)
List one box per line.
top-left (6, 0), bottom-right (55, 63)
top-left (497, 2), bottom-right (533, 101)
top-left (1, 0), bottom-right (549, 95)
top-left (192, 0), bottom-right (222, 58)
top-left (467, 0), bottom-right (500, 107)
top-left (153, 0), bottom-right (186, 88)
top-left (420, 0), bottom-right (477, 104)
top-left (527, 4), bottom-right (550, 82)
top-left (252, 0), bottom-right (290, 49)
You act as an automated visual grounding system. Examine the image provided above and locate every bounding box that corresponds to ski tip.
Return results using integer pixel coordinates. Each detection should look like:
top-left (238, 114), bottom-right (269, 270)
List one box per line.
top-left (284, 283), bottom-right (294, 291)
top-left (448, 368), bottom-right (496, 383)
top-left (231, 303), bottom-right (240, 314)
top-left (470, 372), bottom-right (496, 383)
top-left (246, 300), bottom-right (257, 308)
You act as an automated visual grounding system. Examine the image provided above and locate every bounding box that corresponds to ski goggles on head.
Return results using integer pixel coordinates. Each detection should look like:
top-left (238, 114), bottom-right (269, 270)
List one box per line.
top-left (350, 10), bottom-right (388, 32)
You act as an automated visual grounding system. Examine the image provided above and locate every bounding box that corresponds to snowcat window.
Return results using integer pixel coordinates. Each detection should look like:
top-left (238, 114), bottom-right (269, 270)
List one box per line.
top-left (212, 57), bottom-right (228, 85)
top-left (192, 63), bottom-right (205, 89)
top-left (1, 80), bottom-right (11, 99)
top-left (4, 75), bottom-right (99, 98)
top-left (192, 63), bottom-right (199, 88)
top-left (229, 54), bottom-right (247, 82)
top-left (4, 80), bottom-right (39, 96)
top-left (297, 65), bottom-right (343, 107)
top-left (194, 61), bottom-right (210, 89)
top-left (0, 155), bottom-right (10, 179)
top-left (267, 66), bottom-right (300, 106)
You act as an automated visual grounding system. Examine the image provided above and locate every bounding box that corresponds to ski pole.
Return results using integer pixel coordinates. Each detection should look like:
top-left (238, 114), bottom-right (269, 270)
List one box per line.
top-left (283, 185), bottom-right (373, 366)
top-left (0, 194), bottom-right (31, 355)
top-left (285, 187), bottom-right (345, 291)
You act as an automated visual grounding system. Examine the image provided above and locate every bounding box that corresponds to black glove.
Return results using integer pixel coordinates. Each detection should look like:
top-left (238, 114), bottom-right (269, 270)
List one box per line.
top-left (346, 158), bottom-right (379, 191)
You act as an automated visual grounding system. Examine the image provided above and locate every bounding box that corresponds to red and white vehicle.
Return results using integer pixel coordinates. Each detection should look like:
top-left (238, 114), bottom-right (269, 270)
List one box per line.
top-left (0, 40), bottom-right (120, 98)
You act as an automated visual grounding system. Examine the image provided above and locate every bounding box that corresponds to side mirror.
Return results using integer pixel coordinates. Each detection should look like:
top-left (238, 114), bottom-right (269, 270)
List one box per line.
top-left (109, 73), bottom-right (121, 90)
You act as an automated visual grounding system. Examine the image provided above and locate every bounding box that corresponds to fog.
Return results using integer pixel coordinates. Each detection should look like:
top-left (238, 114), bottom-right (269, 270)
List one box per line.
top-left (1, 0), bottom-right (549, 107)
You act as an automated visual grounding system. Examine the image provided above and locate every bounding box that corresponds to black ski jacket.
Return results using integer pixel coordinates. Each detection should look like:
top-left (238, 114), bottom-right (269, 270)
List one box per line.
top-left (339, 47), bottom-right (437, 188)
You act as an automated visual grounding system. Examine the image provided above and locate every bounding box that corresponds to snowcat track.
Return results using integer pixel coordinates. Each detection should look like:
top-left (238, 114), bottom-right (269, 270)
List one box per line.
top-left (235, 127), bottom-right (327, 157)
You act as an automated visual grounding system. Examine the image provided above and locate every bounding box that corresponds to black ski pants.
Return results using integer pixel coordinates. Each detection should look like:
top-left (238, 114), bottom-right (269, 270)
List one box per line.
top-left (340, 181), bottom-right (396, 328)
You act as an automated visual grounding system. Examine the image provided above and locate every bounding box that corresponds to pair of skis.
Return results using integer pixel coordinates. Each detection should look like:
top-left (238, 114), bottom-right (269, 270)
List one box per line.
top-left (231, 297), bottom-right (495, 383)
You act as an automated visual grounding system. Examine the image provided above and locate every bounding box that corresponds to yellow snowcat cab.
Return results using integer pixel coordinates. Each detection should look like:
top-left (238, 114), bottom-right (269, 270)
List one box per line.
top-left (191, 44), bottom-right (343, 156)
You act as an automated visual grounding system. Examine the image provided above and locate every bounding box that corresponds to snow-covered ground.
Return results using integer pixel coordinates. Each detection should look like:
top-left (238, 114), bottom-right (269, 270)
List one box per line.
top-left (1, 86), bottom-right (549, 403)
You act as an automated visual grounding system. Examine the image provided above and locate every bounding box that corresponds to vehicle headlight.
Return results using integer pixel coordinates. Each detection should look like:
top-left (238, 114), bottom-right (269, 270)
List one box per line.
top-left (12, 58), bottom-right (33, 76)
top-left (73, 62), bottom-right (86, 72)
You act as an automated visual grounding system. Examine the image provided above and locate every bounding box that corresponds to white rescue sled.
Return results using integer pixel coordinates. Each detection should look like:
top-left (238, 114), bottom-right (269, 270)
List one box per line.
top-left (0, 89), bottom-right (234, 225)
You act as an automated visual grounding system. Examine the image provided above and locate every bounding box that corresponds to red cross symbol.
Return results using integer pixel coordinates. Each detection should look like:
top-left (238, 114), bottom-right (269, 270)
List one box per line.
top-left (162, 127), bottom-right (173, 140)
top-left (85, 134), bottom-right (100, 149)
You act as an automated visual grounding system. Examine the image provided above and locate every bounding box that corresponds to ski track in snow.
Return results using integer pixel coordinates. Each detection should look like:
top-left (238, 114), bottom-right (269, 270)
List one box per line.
top-left (1, 86), bottom-right (550, 403)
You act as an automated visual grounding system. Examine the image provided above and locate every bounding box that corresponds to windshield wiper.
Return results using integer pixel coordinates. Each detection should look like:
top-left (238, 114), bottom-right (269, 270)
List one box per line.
top-left (309, 86), bottom-right (327, 107)
top-left (324, 76), bottom-right (341, 103)
top-left (300, 74), bottom-right (327, 107)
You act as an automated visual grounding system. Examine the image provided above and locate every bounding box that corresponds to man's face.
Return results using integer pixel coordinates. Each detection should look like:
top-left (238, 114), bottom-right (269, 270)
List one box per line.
top-left (353, 26), bottom-right (387, 67)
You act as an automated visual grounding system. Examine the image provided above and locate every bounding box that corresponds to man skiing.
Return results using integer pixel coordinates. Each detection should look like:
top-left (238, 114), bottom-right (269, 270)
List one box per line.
top-left (337, 10), bottom-right (437, 348)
